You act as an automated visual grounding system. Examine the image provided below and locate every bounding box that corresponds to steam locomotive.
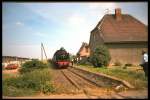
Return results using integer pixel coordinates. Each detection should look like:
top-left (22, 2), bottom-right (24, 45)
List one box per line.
top-left (52, 47), bottom-right (70, 68)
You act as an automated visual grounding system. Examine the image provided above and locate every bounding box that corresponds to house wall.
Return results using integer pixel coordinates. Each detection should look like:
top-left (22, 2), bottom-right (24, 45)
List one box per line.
top-left (106, 42), bottom-right (148, 65)
top-left (89, 28), bottom-right (104, 52)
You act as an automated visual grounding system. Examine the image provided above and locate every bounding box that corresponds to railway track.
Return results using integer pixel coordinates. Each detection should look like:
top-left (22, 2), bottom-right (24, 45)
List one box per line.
top-left (60, 67), bottom-right (134, 99)
top-left (68, 68), bottom-right (126, 88)
top-left (61, 68), bottom-right (117, 99)
top-left (61, 69), bottom-right (97, 98)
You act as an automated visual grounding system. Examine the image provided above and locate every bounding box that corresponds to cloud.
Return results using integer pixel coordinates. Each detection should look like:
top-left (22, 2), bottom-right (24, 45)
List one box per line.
top-left (16, 21), bottom-right (24, 26)
top-left (23, 4), bottom-right (67, 25)
top-left (35, 32), bottom-right (47, 37)
top-left (88, 3), bottom-right (118, 10)
top-left (87, 3), bottom-right (119, 15)
top-left (68, 14), bottom-right (85, 27)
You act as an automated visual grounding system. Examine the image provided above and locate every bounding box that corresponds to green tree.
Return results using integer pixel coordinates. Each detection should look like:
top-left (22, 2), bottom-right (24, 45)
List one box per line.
top-left (89, 45), bottom-right (111, 67)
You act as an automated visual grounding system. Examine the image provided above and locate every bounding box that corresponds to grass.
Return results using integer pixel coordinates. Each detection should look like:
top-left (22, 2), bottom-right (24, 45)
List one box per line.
top-left (76, 64), bottom-right (148, 89)
top-left (3, 68), bottom-right (55, 97)
top-left (3, 85), bottom-right (37, 97)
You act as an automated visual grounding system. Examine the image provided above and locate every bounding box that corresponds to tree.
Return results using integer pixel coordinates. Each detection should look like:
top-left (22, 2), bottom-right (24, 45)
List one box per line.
top-left (89, 45), bottom-right (111, 67)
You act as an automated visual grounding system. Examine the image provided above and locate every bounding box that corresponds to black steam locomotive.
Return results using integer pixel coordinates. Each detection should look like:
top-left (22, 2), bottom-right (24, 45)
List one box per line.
top-left (52, 47), bottom-right (70, 68)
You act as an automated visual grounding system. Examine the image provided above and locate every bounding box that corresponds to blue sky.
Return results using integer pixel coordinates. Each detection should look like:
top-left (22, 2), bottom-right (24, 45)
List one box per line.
top-left (2, 2), bottom-right (148, 59)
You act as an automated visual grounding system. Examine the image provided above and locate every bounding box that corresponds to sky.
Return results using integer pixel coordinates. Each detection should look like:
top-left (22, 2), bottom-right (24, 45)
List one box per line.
top-left (2, 2), bottom-right (148, 59)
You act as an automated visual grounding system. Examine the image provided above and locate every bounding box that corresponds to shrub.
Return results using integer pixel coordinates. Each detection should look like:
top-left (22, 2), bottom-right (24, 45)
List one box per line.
top-left (89, 45), bottom-right (111, 67)
top-left (78, 57), bottom-right (92, 66)
top-left (125, 63), bottom-right (133, 66)
top-left (48, 59), bottom-right (53, 64)
top-left (122, 66), bottom-right (127, 69)
top-left (114, 60), bottom-right (122, 66)
top-left (19, 59), bottom-right (48, 74)
top-left (3, 85), bottom-right (36, 97)
top-left (3, 69), bottom-right (55, 96)
top-left (41, 81), bottom-right (55, 94)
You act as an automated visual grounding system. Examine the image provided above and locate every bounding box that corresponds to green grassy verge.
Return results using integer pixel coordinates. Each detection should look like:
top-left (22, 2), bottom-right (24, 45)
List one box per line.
top-left (76, 64), bottom-right (148, 89)
top-left (3, 68), bottom-right (55, 97)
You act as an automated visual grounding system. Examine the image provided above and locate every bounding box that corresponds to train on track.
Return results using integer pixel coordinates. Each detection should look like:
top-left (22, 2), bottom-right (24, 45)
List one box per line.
top-left (52, 47), bottom-right (71, 68)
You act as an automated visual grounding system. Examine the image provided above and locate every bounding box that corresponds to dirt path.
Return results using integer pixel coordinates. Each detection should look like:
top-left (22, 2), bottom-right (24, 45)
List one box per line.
top-left (3, 89), bottom-right (148, 99)
top-left (50, 69), bottom-right (80, 94)
top-left (115, 89), bottom-right (148, 99)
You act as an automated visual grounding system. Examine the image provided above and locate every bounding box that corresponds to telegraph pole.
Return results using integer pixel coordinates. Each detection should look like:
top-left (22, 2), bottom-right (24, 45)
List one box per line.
top-left (41, 43), bottom-right (47, 61)
top-left (41, 43), bottom-right (43, 61)
top-left (42, 43), bottom-right (47, 61)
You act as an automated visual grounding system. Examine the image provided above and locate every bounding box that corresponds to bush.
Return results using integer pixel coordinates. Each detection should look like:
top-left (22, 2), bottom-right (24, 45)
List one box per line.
top-left (41, 81), bottom-right (55, 94)
top-left (78, 57), bottom-right (92, 66)
top-left (89, 45), bottom-right (111, 67)
top-left (3, 85), bottom-right (36, 97)
top-left (19, 59), bottom-right (48, 74)
top-left (3, 69), bottom-right (55, 96)
top-left (125, 63), bottom-right (133, 66)
top-left (114, 60), bottom-right (122, 66)
top-left (122, 66), bottom-right (127, 69)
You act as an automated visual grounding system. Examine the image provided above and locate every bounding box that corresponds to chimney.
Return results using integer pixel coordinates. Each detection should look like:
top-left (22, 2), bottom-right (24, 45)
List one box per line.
top-left (115, 8), bottom-right (122, 21)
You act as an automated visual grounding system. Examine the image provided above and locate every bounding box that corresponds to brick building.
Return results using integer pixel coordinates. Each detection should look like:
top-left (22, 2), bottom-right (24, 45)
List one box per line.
top-left (89, 8), bottom-right (148, 65)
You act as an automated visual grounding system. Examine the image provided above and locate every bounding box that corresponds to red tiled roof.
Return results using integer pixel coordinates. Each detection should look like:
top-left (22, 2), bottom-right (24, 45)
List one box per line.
top-left (93, 14), bottom-right (148, 43)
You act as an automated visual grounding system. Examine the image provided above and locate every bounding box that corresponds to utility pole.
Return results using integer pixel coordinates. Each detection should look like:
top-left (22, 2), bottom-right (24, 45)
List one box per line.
top-left (42, 43), bottom-right (47, 61)
top-left (41, 43), bottom-right (43, 61)
top-left (41, 43), bottom-right (47, 61)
